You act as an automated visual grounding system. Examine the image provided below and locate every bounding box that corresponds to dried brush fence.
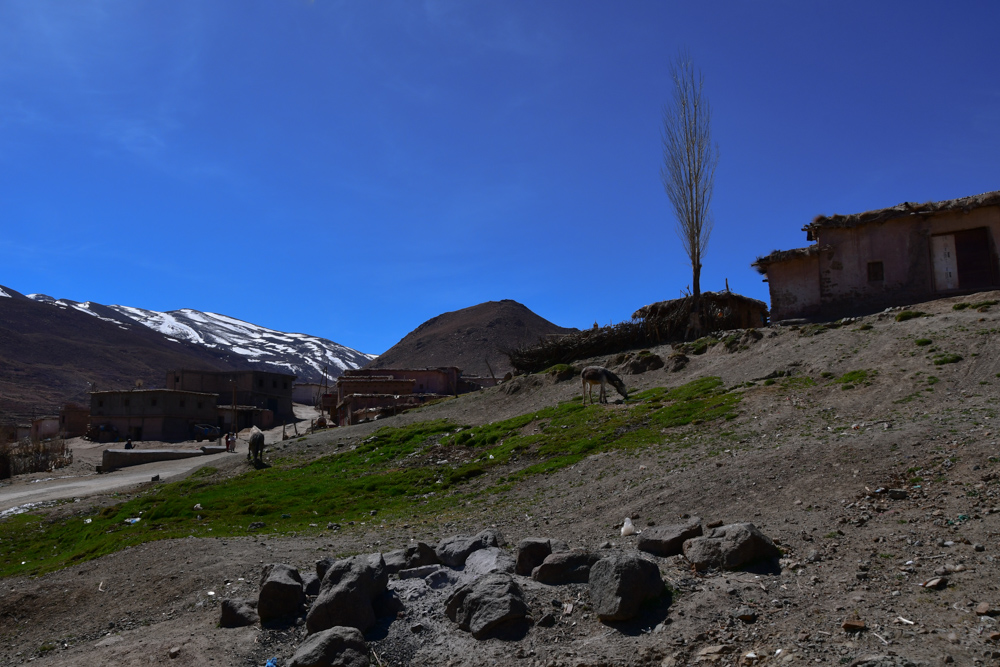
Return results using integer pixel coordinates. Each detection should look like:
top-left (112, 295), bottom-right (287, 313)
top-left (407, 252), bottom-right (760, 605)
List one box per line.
top-left (0, 437), bottom-right (73, 479)
top-left (504, 292), bottom-right (768, 374)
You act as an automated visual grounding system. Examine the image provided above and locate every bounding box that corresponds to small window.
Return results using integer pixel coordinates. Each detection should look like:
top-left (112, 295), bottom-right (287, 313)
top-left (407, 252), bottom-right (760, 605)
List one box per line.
top-left (258, 379), bottom-right (264, 388)
top-left (124, 399), bottom-right (130, 407)
top-left (150, 398), bottom-right (157, 407)
top-left (180, 400), bottom-right (186, 408)
top-left (283, 382), bottom-right (288, 389)
top-left (197, 401), bottom-right (203, 409)
top-left (272, 380), bottom-right (277, 388)
top-left (98, 400), bottom-right (104, 407)
top-left (867, 261), bottom-right (884, 282)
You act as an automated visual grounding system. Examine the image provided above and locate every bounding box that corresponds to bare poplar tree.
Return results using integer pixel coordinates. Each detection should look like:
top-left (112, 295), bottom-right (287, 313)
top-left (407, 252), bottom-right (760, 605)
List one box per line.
top-left (661, 51), bottom-right (719, 300)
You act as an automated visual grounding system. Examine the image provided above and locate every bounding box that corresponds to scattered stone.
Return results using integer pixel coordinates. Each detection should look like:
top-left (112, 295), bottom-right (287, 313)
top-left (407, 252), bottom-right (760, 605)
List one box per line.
top-left (989, 631), bottom-right (1000, 642)
top-left (636, 517), bottom-right (702, 557)
top-left (976, 601), bottom-right (994, 616)
top-left (532, 549), bottom-right (601, 585)
top-left (287, 626), bottom-right (370, 667)
top-left (426, 569), bottom-right (462, 589)
top-left (588, 552), bottom-right (664, 622)
top-left (219, 598), bottom-right (259, 628)
top-left (682, 523), bottom-right (781, 571)
top-left (248, 522), bottom-right (266, 531)
top-left (258, 563), bottom-right (305, 624)
top-left (920, 577), bottom-right (948, 590)
top-left (302, 572), bottom-right (321, 597)
top-left (975, 543), bottom-right (986, 552)
top-left (383, 542), bottom-right (440, 574)
top-left (732, 606), bottom-right (757, 623)
top-left (887, 489), bottom-right (908, 500)
top-left (436, 528), bottom-right (505, 567)
top-left (464, 547), bottom-right (516, 577)
top-left (168, 646), bottom-right (180, 659)
top-left (697, 645), bottom-right (734, 657)
top-left (307, 553), bottom-right (388, 635)
top-left (842, 619), bottom-right (866, 632)
top-left (398, 565), bottom-right (440, 580)
top-left (515, 537), bottom-right (569, 575)
top-left (445, 573), bottom-right (529, 639)
top-left (410, 623), bottom-right (425, 633)
top-left (537, 613), bottom-right (556, 627)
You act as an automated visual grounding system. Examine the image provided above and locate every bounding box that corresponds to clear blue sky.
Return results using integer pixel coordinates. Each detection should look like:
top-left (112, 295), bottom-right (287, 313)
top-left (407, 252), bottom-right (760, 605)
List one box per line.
top-left (3, 2), bottom-right (998, 355)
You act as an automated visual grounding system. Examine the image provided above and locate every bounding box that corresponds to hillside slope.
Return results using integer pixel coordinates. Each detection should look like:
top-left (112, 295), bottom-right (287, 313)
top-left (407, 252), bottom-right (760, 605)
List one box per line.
top-left (368, 299), bottom-right (576, 376)
top-left (5, 291), bottom-right (1000, 665)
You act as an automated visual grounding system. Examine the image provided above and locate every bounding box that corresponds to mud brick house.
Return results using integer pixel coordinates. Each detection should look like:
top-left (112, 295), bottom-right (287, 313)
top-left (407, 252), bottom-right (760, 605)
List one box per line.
top-left (753, 190), bottom-right (1000, 321)
top-left (334, 367), bottom-right (485, 426)
top-left (90, 389), bottom-right (218, 442)
top-left (166, 369), bottom-right (296, 423)
top-left (59, 403), bottom-right (90, 438)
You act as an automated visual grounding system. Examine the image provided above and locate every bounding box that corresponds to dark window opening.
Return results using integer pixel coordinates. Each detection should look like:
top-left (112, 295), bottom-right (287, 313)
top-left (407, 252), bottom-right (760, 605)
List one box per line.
top-left (98, 400), bottom-right (104, 407)
top-left (124, 399), bottom-right (130, 407)
top-left (258, 379), bottom-right (264, 388)
top-left (150, 399), bottom-right (157, 407)
top-left (197, 401), bottom-right (203, 409)
top-left (867, 261), bottom-right (884, 282)
top-left (180, 400), bottom-right (185, 408)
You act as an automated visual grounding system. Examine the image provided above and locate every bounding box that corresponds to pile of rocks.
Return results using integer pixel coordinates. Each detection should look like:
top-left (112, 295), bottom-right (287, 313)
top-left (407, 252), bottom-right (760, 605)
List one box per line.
top-left (220, 521), bottom-right (781, 666)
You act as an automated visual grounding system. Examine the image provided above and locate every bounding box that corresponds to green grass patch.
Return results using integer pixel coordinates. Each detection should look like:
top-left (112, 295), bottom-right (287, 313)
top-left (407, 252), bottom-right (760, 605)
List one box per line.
top-left (932, 353), bottom-right (963, 366)
top-left (0, 377), bottom-right (741, 578)
top-left (834, 369), bottom-right (873, 388)
top-left (954, 300), bottom-right (998, 311)
top-left (915, 338), bottom-right (932, 346)
top-left (895, 311), bottom-right (929, 322)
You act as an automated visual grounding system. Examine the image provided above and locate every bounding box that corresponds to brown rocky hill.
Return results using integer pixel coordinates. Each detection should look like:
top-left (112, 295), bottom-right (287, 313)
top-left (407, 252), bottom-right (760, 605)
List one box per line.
top-left (0, 285), bottom-right (244, 417)
top-left (367, 299), bottom-right (576, 377)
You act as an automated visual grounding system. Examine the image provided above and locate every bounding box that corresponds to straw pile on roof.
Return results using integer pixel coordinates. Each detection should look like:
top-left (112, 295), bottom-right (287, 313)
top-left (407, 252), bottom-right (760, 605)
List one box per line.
top-left (804, 190), bottom-right (1000, 240)
top-left (504, 292), bottom-right (767, 373)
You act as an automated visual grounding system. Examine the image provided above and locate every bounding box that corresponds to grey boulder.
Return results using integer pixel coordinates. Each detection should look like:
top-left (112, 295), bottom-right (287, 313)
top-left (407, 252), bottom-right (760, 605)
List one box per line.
top-left (257, 563), bottom-right (305, 623)
top-left (383, 542), bottom-right (440, 574)
top-left (219, 598), bottom-right (259, 628)
top-left (436, 528), bottom-right (505, 567)
top-left (589, 553), bottom-right (664, 622)
top-left (306, 553), bottom-right (388, 635)
top-left (288, 626), bottom-right (370, 667)
top-left (531, 549), bottom-right (601, 585)
top-left (515, 537), bottom-right (569, 575)
top-left (683, 523), bottom-right (781, 571)
top-left (445, 573), bottom-right (529, 639)
top-left (637, 517), bottom-right (702, 557)
top-left (464, 547), bottom-right (516, 577)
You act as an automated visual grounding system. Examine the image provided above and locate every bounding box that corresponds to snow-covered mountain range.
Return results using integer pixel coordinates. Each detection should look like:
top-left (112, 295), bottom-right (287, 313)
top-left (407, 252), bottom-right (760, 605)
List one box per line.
top-left (26, 295), bottom-right (374, 383)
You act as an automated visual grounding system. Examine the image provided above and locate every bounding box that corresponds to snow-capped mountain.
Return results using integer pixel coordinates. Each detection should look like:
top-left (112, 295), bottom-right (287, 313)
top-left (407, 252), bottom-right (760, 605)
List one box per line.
top-left (26, 295), bottom-right (374, 383)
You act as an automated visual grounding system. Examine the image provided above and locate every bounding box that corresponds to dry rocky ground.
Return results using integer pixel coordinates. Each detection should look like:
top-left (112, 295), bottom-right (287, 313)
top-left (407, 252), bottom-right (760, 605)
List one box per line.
top-left (5, 292), bottom-right (1000, 666)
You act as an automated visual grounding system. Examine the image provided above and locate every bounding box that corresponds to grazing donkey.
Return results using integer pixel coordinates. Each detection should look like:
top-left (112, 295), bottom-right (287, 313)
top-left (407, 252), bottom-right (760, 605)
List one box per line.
top-left (581, 366), bottom-right (628, 405)
top-left (247, 426), bottom-right (265, 464)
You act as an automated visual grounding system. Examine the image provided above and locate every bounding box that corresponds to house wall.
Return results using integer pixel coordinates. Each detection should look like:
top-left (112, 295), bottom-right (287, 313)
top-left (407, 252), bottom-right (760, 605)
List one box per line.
top-left (166, 370), bottom-right (296, 422)
top-left (292, 383), bottom-right (326, 405)
top-left (816, 206), bottom-right (1000, 317)
top-left (60, 404), bottom-right (90, 438)
top-left (342, 368), bottom-right (460, 395)
top-left (90, 390), bottom-right (217, 442)
top-left (765, 255), bottom-right (822, 321)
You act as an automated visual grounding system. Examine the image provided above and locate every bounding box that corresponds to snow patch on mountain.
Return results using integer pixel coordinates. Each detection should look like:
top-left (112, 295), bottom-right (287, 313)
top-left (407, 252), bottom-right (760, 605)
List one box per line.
top-left (25, 295), bottom-right (374, 383)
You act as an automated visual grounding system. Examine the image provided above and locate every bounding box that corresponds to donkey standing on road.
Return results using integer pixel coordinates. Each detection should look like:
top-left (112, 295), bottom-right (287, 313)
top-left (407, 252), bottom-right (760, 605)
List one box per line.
top-left (581, 366), bottom-right (628, 405)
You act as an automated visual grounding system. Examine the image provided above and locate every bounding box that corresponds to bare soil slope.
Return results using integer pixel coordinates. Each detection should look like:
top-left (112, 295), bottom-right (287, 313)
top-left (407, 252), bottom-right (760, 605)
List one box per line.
top-left (367, 300), bottom-right (576, 377)
top-left (4, 292), bottom-right (1000, 666)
